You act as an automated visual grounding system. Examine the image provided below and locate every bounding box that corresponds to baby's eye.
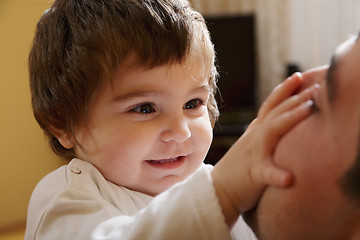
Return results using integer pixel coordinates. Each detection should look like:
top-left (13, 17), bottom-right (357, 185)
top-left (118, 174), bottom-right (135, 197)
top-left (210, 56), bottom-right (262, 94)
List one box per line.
top-left (130, 103), bottom-right (156, 114)
top-left (184, 99), bottom-right (204, 110)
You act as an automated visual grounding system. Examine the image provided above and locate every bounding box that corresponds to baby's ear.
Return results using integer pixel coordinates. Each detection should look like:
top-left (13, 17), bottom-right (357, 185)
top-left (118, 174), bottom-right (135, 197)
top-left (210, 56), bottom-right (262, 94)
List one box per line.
top-left (49, 127), bottom-right (75, 149)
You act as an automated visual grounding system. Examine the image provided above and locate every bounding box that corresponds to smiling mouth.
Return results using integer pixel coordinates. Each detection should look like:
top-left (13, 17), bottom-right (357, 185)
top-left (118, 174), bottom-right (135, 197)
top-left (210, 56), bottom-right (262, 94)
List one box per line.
top-left (147, 157), bottom-right (182, 164)
top-left (146, 156), bottom-right (186, 169)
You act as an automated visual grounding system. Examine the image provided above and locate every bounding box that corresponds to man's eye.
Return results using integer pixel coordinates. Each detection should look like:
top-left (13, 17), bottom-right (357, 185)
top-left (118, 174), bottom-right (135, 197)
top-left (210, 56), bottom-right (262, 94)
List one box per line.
top-left (311, 99), bottom-right (320, 113)
top-left (184, 99), bottom-right (204, 110)
top-left (130, 103), bottom-right (156, 114)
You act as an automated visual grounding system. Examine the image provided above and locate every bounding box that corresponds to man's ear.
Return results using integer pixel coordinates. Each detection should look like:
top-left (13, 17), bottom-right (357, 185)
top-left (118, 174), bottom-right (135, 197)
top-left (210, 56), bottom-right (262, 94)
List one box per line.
top-left (49, 127), bottom-right (75, 149)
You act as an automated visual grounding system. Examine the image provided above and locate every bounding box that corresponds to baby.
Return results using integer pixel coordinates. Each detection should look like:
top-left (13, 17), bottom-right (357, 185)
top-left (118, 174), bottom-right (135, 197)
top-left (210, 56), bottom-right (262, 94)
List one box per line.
top-left (25, 0), bottom-right (318, 239)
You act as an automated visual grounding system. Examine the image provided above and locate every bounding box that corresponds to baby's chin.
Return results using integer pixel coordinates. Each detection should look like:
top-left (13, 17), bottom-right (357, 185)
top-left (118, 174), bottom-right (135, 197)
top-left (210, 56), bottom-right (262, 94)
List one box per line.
top-left (137, 177), bottom-right (188, 197)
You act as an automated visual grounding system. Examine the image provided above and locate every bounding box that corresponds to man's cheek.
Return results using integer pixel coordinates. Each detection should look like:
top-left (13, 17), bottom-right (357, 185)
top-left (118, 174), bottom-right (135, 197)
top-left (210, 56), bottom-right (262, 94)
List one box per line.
top-left (244, 187), bottom-right (296, 238)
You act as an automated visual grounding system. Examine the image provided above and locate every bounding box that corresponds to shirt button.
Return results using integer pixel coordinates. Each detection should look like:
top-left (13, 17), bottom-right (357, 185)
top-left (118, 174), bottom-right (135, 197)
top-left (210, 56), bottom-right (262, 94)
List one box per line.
top-left (71, 168), bottom-right (82, 174)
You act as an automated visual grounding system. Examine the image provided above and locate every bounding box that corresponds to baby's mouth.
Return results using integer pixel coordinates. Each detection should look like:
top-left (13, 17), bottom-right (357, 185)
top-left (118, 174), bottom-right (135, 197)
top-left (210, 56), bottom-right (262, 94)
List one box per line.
top-left (145, 156), bottom-right (186, 169)
top-left (146, 157), bottom-right (182, 164)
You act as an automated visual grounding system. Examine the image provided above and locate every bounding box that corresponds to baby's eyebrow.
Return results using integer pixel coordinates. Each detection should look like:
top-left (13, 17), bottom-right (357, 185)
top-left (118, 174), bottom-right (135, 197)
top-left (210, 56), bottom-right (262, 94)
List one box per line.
top-left (190, 84), bottom-right (211, 95)
top-left (111, 84), bottom-right (210, 103)
top-left (111, 90), bottom-right (164, 102)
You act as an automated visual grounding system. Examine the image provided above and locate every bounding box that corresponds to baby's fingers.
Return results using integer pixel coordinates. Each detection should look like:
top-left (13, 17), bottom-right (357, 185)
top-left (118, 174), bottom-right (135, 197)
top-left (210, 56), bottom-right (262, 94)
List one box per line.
top-left (266, 83), bottom-right (320, 119)
top-left (263, 98), bottom-right (315, 154)
top-left (253, 160), bottom-right (293, 188)
top-left (258, 73), bottom-right (303, 121)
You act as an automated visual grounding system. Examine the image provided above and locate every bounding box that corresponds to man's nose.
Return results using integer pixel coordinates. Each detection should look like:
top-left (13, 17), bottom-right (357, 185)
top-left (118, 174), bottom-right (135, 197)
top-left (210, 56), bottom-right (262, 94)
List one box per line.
top-left (160, 114), bottom-right (191, 143)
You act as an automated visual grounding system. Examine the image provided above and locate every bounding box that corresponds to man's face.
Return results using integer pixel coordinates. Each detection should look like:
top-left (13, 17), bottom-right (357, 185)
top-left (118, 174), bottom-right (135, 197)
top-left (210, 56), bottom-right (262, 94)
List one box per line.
top-left (245, 36), bottom-right (360, 239)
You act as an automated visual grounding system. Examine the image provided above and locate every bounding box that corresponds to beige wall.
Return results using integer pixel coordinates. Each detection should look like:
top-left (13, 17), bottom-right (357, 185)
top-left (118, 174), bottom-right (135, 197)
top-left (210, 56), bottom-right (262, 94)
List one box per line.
top-left (0, 0), bottom-right (66, 230)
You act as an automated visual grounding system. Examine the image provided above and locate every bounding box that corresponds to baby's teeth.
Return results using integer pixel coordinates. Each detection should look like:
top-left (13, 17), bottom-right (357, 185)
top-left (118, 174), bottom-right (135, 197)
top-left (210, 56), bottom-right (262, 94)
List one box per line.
top-left (147, 157), bottom-right (180, 164)
top-left (160, 158), bottom-right (177, 163)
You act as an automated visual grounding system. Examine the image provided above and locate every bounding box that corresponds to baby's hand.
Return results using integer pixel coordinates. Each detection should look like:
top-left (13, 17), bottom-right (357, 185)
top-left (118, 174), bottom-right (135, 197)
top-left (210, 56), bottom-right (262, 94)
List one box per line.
top-left (211, 73), bottom-right (320, 227)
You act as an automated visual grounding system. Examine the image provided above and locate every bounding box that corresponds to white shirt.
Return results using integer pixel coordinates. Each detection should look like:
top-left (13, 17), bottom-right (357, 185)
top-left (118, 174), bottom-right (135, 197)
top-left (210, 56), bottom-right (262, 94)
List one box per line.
top-left (25, 158), bottom-right (257, 240)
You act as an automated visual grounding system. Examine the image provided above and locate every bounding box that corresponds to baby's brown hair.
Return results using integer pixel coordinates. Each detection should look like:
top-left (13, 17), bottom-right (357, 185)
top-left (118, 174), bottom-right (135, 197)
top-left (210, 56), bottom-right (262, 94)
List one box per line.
top-left (29, 0), bottom-right (219, 160)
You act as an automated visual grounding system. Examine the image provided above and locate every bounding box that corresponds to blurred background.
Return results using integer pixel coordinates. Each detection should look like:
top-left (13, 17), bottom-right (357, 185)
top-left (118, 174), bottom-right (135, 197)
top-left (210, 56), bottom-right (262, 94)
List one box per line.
top-left (1, 0), bottom-right (360, 239)
top-left (0, 1), bottom-right (66, 239)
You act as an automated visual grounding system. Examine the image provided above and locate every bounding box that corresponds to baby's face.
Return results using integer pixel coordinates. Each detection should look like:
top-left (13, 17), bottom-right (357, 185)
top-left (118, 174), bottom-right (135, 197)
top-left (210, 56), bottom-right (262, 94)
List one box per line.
top-left (72, 54), bottom-right (213, 196)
